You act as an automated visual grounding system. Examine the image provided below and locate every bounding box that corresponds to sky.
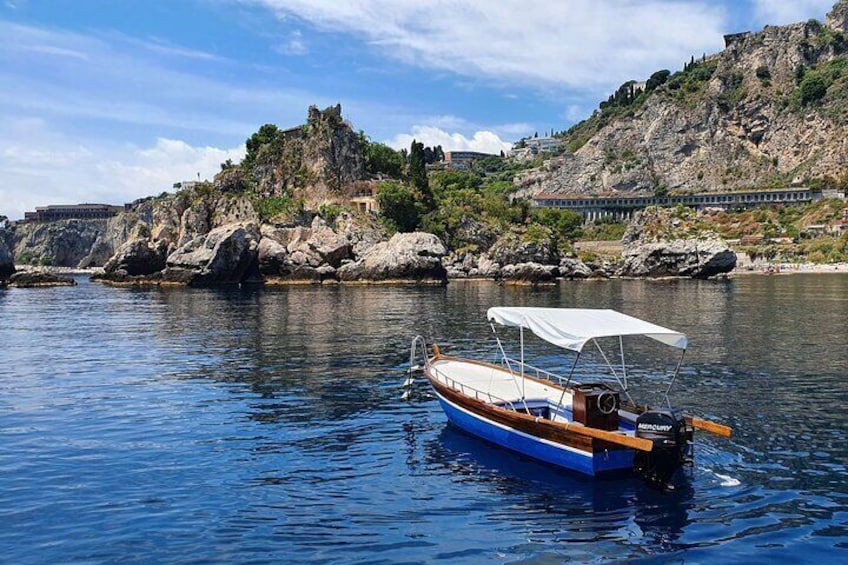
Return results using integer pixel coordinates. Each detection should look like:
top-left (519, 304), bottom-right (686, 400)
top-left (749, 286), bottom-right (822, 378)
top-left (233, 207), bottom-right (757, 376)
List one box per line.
top-left (0, 0), bottom-right (839, 221)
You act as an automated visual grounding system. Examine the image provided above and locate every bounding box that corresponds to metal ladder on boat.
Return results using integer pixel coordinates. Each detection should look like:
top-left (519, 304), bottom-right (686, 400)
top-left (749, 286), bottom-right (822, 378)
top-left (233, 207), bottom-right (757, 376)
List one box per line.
top-left (402, 335), bottom-right (430, 400)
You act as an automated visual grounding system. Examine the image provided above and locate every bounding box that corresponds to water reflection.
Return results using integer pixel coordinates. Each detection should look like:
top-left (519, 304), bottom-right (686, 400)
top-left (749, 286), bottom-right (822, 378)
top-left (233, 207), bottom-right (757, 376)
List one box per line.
top-left (3, 276), bottom-right (845, 562)
top-left (424, 426), bottom-right (695, 556)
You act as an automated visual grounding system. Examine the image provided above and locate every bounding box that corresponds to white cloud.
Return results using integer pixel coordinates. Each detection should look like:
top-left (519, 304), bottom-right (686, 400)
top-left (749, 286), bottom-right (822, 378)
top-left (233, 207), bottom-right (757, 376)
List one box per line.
top-left (0, 119), bottom-right (244, 221)
top-left (751, 0), bottom-right (834, 26)
top-left (250, 0), bottom-right (729, 92)
top-left (278, 30), bottom-right (309, 55)
top-left (387, 125), bottom-right (512, 155)
top-left (0, 21), bottom-right (316, 139)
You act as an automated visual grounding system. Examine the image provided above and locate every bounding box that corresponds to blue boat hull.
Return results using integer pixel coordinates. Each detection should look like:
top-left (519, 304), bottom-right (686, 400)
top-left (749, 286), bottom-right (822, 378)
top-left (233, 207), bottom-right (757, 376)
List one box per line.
top-left (434, 390), bottom-right (634, 477)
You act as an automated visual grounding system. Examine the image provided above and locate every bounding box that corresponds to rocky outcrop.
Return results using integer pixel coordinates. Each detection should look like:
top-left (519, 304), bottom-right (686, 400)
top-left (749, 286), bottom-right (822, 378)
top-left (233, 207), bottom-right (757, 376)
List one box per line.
top-left (619, 239), bottom-right (737, 278)
top-left (337, 232), bottom-right (447, 284)
top-left (618, 207), bottom-right (736, 278)
top-left (559, 257), bottom-right (594, 279)
top-left (258, 217), bottom-right (357, 283)
top-left (7, 271), bottom-right (77, 288)
top-left (230, 105), bottom-right (369, 209)
top-left (485, 227), bottom-right (559, 266)
top-left (502, 262), bottom-right (558, 284)
top-left (103, 238), bottom-right (168, 276)
top-left (517, 2), bottom-right (848, 198)
top-left (164, 223), bottom-right (261, 285)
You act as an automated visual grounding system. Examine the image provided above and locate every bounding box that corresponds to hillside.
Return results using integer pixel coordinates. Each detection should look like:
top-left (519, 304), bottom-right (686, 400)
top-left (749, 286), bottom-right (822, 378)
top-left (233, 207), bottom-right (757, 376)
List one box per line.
top-left (516, 1), bottom-right (848, 198)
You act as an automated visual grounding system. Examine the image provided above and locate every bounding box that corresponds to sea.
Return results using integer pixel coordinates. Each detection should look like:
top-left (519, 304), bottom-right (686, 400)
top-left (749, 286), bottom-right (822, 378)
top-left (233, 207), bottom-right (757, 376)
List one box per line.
top-left (1, 274), bottom-right (846, 564)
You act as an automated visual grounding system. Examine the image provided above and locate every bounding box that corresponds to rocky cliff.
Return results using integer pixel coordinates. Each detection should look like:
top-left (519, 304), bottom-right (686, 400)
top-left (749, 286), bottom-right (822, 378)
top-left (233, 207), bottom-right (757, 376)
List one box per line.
top-left (215, 104), bottom-right (368, 209)
top-left (517, 1), bottom-right (848, 197)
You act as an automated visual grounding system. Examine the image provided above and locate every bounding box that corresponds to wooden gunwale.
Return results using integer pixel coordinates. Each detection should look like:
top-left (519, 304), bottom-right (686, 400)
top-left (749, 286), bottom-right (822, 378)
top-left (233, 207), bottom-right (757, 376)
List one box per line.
top-left (426, 364), bottom-right (652, 453)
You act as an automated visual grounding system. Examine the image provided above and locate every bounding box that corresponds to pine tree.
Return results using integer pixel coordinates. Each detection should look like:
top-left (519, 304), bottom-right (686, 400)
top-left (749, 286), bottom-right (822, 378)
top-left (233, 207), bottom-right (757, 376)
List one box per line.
top-left (408, 140), bottom-right (433, 209)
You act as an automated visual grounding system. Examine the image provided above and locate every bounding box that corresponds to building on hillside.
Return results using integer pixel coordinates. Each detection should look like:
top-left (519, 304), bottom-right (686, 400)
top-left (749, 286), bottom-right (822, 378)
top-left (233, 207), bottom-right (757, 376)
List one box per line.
top-left (443, 151), bottom-right (494, 170)
top-left (349, 184), bottom-right (380, 213)
top-left (22, 203), bottom-right (124, 223)
top-left (532, 188), bottom-right (835, 222)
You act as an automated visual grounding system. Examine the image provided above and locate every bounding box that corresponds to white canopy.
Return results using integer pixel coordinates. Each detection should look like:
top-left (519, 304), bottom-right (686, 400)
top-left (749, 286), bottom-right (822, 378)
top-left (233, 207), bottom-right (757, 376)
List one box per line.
top-left (486, 307), bottom-right (687, 352)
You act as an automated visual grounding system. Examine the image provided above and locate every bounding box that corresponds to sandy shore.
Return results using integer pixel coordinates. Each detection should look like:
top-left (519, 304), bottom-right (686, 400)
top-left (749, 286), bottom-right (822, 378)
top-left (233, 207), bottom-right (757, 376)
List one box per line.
top-left (731, 262), bottom-right (848, 276)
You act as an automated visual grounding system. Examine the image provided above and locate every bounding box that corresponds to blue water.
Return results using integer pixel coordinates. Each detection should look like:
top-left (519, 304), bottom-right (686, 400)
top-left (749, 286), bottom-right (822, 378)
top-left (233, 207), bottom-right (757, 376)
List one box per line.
top-left (1, 276), bottom-right (846, 563)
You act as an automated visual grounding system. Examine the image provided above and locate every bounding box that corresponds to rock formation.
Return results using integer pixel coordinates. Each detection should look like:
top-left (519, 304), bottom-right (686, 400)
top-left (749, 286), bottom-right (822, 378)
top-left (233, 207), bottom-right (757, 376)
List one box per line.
top-left (103, 238), bottom-right (168, 276)
top-left (162, 223), bottom-right (261, 286)
top-left (618, 208), bottom-right (736, 278)
top-left (337, 232), bottom-right (447, 284)
top-left (7, 271), bottom-right (77, 288)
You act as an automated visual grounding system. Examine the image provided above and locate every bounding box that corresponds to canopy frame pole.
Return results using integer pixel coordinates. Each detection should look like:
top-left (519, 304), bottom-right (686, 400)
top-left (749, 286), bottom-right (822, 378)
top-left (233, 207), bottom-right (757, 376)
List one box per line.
top-left (553, 352), bottom-right (581, 420)
top-left (619, 335), bottom-right (628, 393)
top-left (520, 327), bottom-right (525, 399)
top-left (593, 338), bottom-right (636, 406)
top-left (664, 349), bottom-right (686, 408)
top-left (490, 322), bottom-right (530, 413)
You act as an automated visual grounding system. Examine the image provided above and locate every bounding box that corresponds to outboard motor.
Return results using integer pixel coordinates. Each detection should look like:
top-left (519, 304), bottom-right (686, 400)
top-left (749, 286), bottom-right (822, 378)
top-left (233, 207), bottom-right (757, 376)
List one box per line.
top-left (633, 409), bottom-right (692, 491)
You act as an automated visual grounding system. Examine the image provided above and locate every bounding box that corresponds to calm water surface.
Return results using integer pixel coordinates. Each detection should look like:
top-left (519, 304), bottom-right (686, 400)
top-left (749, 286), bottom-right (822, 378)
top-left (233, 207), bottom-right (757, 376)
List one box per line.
top-left (1, 275), bottom-right (846, 563)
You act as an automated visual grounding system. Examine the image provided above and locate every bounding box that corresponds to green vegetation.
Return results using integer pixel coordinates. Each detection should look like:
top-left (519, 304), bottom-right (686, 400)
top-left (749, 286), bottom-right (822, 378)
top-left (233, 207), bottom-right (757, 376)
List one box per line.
top-left (376, 180), bottom-right (424, 233)
top-left (580, 220), bottom-right (628, 241)
top-left (253, 194), bottom-right (305, 223)
top-left (366, 142), bottom-right (404, 178)
top-left (791, 57), bottom-right (848, 106)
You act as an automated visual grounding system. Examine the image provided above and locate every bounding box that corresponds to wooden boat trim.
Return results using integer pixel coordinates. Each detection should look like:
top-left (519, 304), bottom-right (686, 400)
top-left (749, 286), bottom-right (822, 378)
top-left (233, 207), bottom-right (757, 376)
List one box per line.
top-left (426, 366), bottom-right (653, 453)
top-left (688, 416), bottom-right (733, 437)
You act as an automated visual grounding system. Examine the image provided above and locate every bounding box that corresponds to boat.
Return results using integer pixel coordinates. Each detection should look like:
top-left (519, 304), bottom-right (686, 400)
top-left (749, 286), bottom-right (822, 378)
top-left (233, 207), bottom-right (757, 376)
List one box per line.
top-left (406, 307), bottom-right (732, 490)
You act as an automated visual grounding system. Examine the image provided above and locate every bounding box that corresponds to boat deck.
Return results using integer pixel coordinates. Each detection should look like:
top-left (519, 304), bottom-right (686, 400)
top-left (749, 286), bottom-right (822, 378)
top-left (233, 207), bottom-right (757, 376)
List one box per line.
top-left (428, 357), bottom-right (571, 408)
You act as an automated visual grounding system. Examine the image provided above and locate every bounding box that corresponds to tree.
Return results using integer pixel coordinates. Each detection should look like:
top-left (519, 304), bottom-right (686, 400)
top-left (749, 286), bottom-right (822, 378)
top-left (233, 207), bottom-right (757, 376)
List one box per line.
top-left (408, 140), bottom-right (433, 209)
top-left (530, 208), bottom-right (583, 240)
top-left (646, 69), bottom-right (671, 91)
top-left (376, 180), bottom-right (423, 232)
top-left (244, 123), bottom-right (281, 167)
top-left (366, 142), bottom-right (404, 178)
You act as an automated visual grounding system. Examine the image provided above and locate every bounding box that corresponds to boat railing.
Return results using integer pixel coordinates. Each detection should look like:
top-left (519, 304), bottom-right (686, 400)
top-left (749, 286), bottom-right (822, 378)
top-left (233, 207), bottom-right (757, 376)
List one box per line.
top-left (427, 363), bottom-right (518, 411)
top-left (501, 357), bottom-right (569, 387)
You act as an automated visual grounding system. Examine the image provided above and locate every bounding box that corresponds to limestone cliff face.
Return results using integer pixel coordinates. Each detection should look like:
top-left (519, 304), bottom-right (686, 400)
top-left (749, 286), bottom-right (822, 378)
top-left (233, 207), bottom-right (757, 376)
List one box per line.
top-left (10, 185), bottom-right (258, 268)
top-left (12, 219), bottom-right (110, 267)
top-left (518, 1), bottom-right (848, 197)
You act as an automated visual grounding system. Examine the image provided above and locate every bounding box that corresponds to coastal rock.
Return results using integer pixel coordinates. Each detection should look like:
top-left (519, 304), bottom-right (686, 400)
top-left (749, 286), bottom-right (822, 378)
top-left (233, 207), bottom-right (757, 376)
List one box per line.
top-left (502, 262), bottom-right (558, 284)
top-left (257, 219), bottom-right (353, 282)
top-left (477, 254), bottom-right (502, 279)
top-left (443, 251), bottom-right (480, 279)
top-left (559, 257), bottom-right (593, 279)
top-left (620, 238), bottom-right (736, 278)
top-left (335, 213), bottom-right (388, 256)
top-left (103, 238), bottom-right (168, 276)
top-left (165, 223), bottom-right (260, 285)
top-left (257, 235), bottom-right (288, 275)
top-left (8, 271), bottom-right (77, 288)
top-left (486, 227), bottom-right (559, 266)
top-left (337, 232), bottom-right (447, 283)
top-left (619, 207), bottom-right (737, 278)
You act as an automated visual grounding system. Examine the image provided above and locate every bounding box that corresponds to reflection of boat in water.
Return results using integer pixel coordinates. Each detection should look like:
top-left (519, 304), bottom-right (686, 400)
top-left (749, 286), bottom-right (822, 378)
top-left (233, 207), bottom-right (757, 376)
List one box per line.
top-left (427, 425), bottom-right (695, 543)
top-left (407, 307), bottom-right (732, 490)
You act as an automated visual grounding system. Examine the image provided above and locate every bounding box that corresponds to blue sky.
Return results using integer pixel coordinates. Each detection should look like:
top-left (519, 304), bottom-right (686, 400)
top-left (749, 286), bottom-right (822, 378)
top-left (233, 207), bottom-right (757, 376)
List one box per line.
top-left (0, 0), bottom-right (838, 220)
